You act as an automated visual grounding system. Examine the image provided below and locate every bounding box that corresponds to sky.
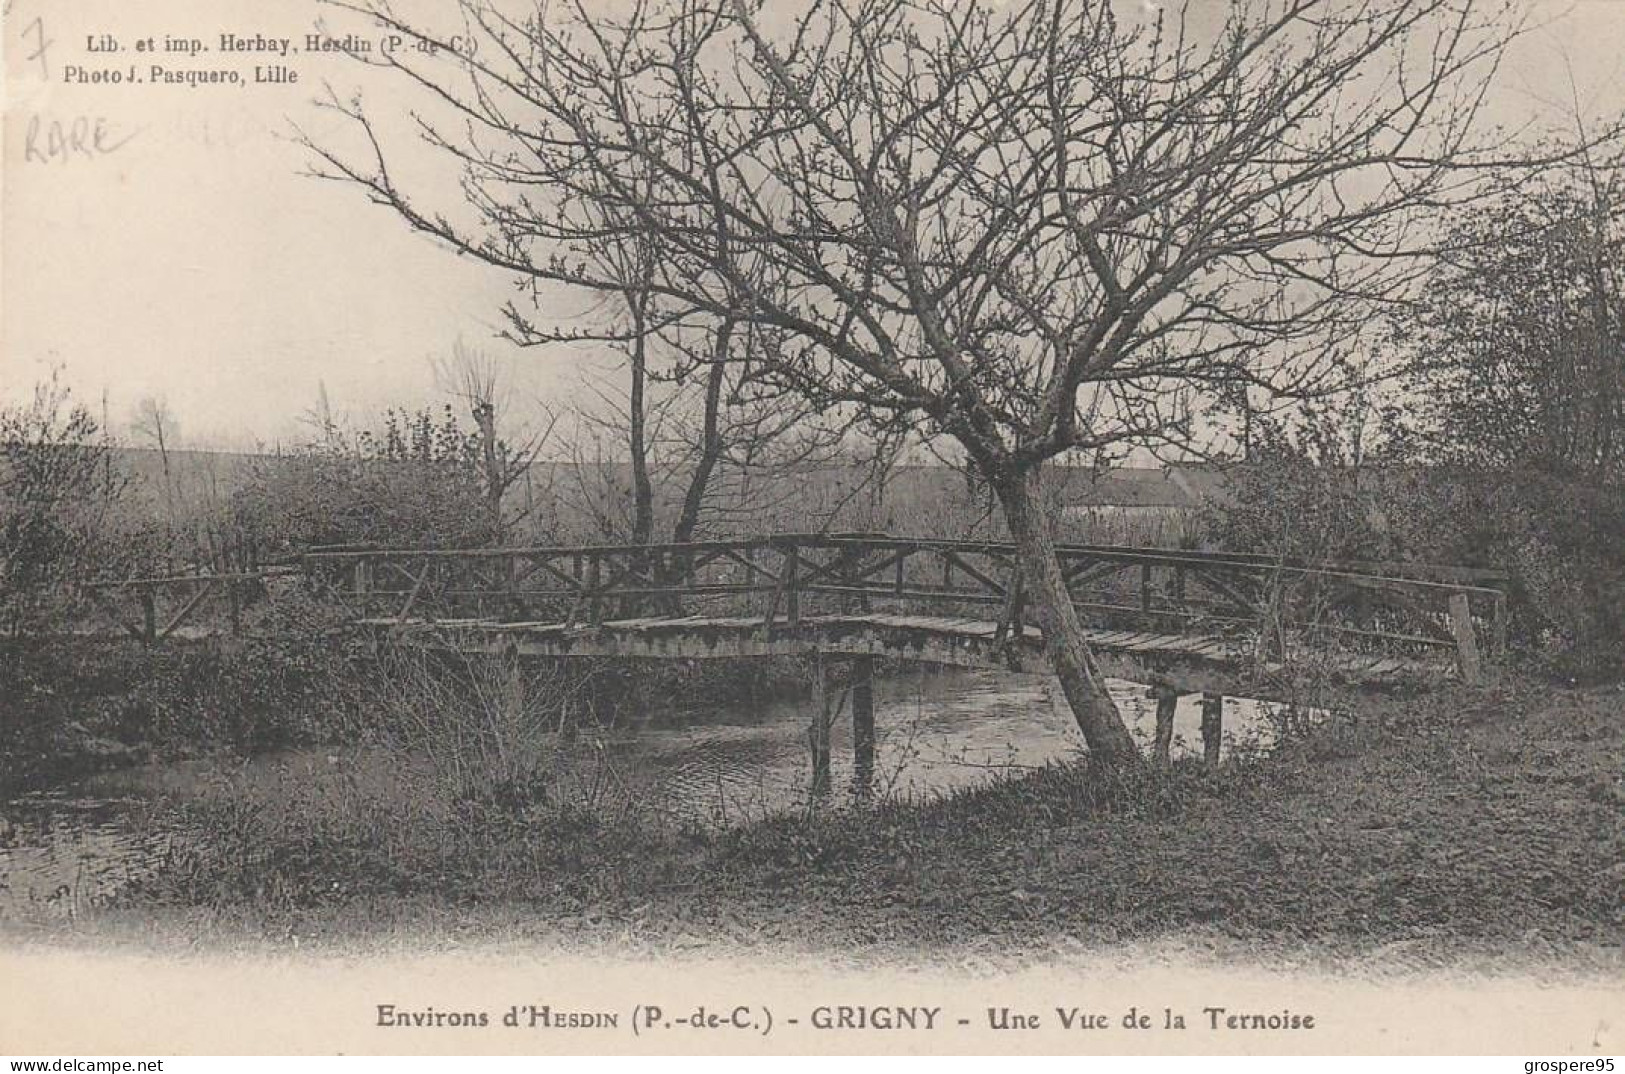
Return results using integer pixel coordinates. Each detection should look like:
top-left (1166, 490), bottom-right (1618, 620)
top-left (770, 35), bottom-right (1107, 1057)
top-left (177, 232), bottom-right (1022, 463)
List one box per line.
top-left (3, 0), bottom-right (1624, 451)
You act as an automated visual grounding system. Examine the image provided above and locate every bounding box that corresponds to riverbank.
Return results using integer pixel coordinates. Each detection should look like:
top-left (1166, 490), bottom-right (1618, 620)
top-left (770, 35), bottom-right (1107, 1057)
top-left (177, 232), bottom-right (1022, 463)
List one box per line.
top-left (6, 675), bottom-right (1620, 970)
top-left (0, 635), bottom-right (822, 796)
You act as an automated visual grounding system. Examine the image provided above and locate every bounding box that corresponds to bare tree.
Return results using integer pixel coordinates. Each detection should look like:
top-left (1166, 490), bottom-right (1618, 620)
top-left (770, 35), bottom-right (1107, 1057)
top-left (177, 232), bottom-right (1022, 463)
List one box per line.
top-left (130, 395), bottom-right (179, 527)
top-left (1396, 150), bottom-right (1625, 477)
top-left (559, 310), bottom-right (853, 547)
top-left (301, 0), bottom-right (1546, 759)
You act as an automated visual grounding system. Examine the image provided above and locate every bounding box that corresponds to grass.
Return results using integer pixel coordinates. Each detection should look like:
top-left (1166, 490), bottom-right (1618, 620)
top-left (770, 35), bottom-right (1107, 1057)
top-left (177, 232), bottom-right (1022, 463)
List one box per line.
top-left (15, 672), bottom-right (1613, 972)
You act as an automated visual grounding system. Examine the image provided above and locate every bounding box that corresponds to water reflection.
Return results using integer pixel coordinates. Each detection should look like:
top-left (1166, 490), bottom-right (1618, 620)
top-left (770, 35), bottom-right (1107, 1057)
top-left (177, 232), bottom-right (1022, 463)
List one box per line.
top-left (594, 671), bottom-right (1283, 824)
top-left (0, 797), bottom-right (175, 918)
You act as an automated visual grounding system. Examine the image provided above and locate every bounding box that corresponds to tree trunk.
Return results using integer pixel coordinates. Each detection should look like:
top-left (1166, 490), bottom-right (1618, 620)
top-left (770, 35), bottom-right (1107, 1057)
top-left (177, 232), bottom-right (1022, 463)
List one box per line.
top-left (670, 319), bottom-right (732, 546)
top-left (995, 467), bottom-right (1140, 762)
top-left (627, 297), bottom-right (655, 549)
top-left (471, 401), bottom-right (506, 542)
top-left (624, 277), bottom-right (655, 617)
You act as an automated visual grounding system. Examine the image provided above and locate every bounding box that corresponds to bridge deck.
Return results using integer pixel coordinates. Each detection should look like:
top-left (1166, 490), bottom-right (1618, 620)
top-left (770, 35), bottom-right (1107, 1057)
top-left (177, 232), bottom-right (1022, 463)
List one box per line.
top-left (360, 611), bottom-right (1449, 691)
top-left (84, 533), bottom-right (1499, 693)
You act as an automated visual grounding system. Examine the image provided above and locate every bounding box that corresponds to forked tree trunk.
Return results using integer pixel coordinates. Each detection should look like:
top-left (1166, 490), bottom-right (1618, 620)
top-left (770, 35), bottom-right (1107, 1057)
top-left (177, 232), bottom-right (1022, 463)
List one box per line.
top-left (994, 467), bottom-right (1141, 762)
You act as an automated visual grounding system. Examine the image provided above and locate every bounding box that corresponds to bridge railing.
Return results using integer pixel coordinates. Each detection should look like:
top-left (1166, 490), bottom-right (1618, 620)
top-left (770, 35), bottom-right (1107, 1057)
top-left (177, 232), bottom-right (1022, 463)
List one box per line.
top-left (296, 533), bottom-right (1509, 680)
top-left (77, 569), bottom-right (294, 644)
top-left (71, 534), bottom-right (1508, 681)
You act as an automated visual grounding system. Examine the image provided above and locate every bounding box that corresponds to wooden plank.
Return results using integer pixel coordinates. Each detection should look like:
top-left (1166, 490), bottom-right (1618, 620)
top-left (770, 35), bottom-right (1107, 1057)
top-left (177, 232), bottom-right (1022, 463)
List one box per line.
top-left (941, 550), bottom-right (1009, 598)
top-left (83, 587), bottom-right (149, 643)
top-left (395, 565), bottom-right (433, 623)
top-left (1184, 569), bottom-right (1259, 617)
top-left (1089, 630), bottom-right (1137, 648)
top-left (807, 584), bottom-right (1003, 606)
top-left (157, 579), bottom-right (216, 639)
top-left (368, 611), bottom-right (1463, 695)
top-left (720, 545), bottom-right (780, 585)
top-left (513, 554), bottom-right (587, 593)
top-left (302, 535), bottom-right (1508, 588)
top-left (1063, 558), bottom-right (1115, 588)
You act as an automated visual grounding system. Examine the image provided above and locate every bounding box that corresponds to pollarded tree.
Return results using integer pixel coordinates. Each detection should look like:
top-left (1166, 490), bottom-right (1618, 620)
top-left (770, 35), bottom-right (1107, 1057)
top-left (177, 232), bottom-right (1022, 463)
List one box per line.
top-left (432, 341), bottom-right (558, 541)
top-left (302, 0), bottom-right (1539, 759)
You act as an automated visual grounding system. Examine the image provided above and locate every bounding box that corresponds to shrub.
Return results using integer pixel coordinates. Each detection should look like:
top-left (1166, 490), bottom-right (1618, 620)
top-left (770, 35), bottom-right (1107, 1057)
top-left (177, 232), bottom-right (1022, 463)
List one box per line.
top-left (0, 374), bottom-right (125, 634)
top-left (1381, 464), bottom-right (1625, 679)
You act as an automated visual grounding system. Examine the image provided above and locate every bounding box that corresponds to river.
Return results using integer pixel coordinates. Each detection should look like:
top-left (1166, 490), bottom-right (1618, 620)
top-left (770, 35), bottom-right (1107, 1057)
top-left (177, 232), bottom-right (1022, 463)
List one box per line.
top-left (0, 670), bottom-right (1291, 920)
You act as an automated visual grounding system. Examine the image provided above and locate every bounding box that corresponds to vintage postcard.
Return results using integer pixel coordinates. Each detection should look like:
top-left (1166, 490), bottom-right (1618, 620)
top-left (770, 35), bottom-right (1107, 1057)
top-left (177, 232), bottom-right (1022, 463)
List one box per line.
top-left (2, 0), bottom-right (1622, 1057)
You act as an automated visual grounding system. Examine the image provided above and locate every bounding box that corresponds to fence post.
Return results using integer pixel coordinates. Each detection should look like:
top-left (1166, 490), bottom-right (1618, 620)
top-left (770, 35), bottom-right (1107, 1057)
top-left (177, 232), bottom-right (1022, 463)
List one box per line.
top-left (587, 554), bottom-right (603, 627)
top-left (1490, 589), bottom-right (1508, 664)
top-left (785, 544), bottom-right (801, 627)
top-left (1448, 591), bottom-right (1483, 687)
top-left (506, 553), bottom-right (520, 620)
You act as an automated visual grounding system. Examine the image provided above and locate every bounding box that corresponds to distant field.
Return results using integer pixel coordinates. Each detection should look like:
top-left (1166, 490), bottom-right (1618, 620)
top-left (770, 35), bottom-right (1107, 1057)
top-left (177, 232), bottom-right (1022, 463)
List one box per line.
top-left (108, 445), bottom-right (1213, 549)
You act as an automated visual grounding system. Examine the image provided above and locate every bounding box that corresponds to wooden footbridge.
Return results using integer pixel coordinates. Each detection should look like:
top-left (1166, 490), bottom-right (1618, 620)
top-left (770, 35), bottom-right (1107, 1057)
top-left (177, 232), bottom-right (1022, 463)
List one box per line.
top-left (82, 531), bottom-right (1506, 675)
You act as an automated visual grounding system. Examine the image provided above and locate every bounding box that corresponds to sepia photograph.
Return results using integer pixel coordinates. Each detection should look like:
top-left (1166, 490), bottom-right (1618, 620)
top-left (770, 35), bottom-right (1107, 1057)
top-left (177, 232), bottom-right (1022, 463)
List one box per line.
top-left (1, 0), bottom-right (1622, 1058)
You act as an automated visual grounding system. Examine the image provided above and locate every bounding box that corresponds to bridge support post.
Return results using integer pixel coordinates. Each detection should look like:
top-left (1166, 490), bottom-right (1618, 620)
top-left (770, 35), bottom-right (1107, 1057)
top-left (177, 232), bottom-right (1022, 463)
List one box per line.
top-left (851, 655), bottom-right (875, 799)
top-left (500, 641), bottom-right (526, 728)
top-left (1200, 693), bottom-right (1224, 766)
top-left (355, 557), bottom-right (372, 615)
top-left (1448, 592), bottom-right (1484, 687)
top-left (808, 653), bottom-right (832, 801)
top-left (557, 691), bottom-right (577, 743)
top-left (139, 589), bottom-right (157, 646)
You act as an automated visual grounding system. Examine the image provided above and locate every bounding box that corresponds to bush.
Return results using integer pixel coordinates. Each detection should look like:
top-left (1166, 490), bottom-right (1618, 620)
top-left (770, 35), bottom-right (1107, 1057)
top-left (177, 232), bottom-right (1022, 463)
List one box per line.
top-left (1382, 464), bottom-right (1625, 679)
top-left (0, 374), bottom-right (125, 634)
top-left (229, 407), bottom-right (502, 560)
top-left (0, 628), bottom-right (363, 790)
top-left (1205, 456), bottom-right (1625, 680)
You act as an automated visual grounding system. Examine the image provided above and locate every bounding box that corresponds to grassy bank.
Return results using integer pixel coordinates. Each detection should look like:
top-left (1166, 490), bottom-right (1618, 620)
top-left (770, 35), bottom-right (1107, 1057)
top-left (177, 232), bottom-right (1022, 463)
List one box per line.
top-left (0, 634), bottom-right (365, 793)
top-left (32, 675), bottom-right (1621, 966)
